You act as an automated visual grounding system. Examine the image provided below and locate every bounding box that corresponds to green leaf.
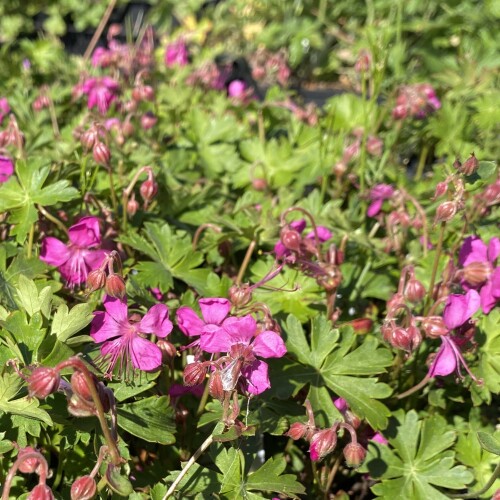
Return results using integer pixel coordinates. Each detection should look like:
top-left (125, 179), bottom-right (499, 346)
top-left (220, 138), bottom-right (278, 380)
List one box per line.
top-left (51, 303), bottom-right (94, 342)
top-left (477, 431), bottom-right (500, 456)
top-left (117, 396), bottom-right (176, 444)
top-left (164, 462), bottom-right (222, 498)
top-left (16, 275), bottom-right (41, 316)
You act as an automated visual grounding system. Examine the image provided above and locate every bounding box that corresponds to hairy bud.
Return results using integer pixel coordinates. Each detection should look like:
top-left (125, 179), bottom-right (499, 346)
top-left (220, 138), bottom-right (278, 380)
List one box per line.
top-left (228, 284), bottom-right (252, 308)
top-left (382, 324), bottom-right (421, 352)
top-left (349, 318), bottom-right (373, 334)
top-left (309, 428), bottom-right (338, 461)
top-left (28, 367), bottom-right (60, 398)
top-left (343, 442), bottom-right (366, 468)
top-left (86, 269), bottom-right (106, 293)
top-left (183, 362), bottom-right (207, 386)
top-left (18, 447), bottom-right (42, 474)
top-left (105, 274), bottom-right (126, 299)
top-left (280, 227), bottom-right (302, 252)
top-left (28, 484), bottom-right (55, 500)
top-left (435, 201), bottom-right (457, 223)
top-left (81, 129), bottom-right (97, 151)
top-left (71, 371), bottom-right (95, 402)
top-left (209, 370), bottom-right (224, 400)
top-left (127, 195), bottom-right (140, 216)
top-left (460, 153), bottom-right (479, 176)
top-left (286, 422), bottom-right (309, 440)
top-left (92, 141), bottom-right (111, 166)
top-left (71, 475), bottom-right (97, 500)
top-left (405, 278), bottom-right (426, 303)
top-left (140, 179), bottom-right (158, 202)
top-left (422, 316), bottom-right (448, 338)
top-left (157, 339), bottom-right (177, 361)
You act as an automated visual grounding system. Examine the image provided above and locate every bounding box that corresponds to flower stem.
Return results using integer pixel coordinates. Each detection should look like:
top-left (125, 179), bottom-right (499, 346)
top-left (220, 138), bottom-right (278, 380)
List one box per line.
top-left (414, 144), bottom-right (429, 182)
top-left (196, 378), bottom-right (211, 417)
top-left (395, 374), bottom-right (431, 399)
top-left (83, 0), bottom-right (117, 61)
top-left (236, 239), bottom-right (256, 286)
top-left (108, 167), bottom-right (118, 214)
top-left (162, 433), bottom-right (214, 499)
top-left (324, 454), bottom-right (342, 498)
top-left (27, 223), bottom-right (35, 258)
top-left (425, 221), bottom-right (446, 314)
top-left (37, 205), bottom-right (68, 235)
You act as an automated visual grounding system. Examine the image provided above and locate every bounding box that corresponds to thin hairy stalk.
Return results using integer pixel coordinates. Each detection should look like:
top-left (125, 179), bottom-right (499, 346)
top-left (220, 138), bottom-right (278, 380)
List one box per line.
top-left (425, 221), bottom-right (446, 313)
top-left (83, 0), bottom-right (117, 61)
top-left (37, 205), bottom-right (68, 235)
top-left (324, 454), bottom-right (343, 499)
top-left (395, 374), bottom-right (431, 399)
top-left (236, 239), bottom-right (256, 286)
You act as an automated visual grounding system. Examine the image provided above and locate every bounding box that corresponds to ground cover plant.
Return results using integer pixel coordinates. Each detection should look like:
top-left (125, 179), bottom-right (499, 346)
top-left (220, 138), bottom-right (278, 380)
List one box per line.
top-left (0, 0), bottom-right (499, 498)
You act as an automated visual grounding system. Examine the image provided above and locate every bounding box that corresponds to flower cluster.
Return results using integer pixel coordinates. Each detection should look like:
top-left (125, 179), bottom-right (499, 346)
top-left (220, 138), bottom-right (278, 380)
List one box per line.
top-left (392, 83), bottom-right (441, 120)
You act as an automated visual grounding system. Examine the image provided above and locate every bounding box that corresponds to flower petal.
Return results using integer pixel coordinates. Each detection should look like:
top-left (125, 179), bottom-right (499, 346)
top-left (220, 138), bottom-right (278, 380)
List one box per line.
top-left (68, 216), bottom-right (101, 247)
top-left (130, 336), bottom-right (162, 371)
top-left (199, 298), bottom-right (231, 325)
top-left (82, 249), bottom-right (108, 271)
top-left (367, 199), bottom-right (383, 217)
top-left (241, 359), bottom-right (270, 395)
top-left (458, 236), bottom-right (488, 267)
top-left (176, 306), bottom-right (205, 337)
top-left (103, 296), bottom-right (129, 323)
top-left (199, 324), bottom-right (232, 353)
top-left (139, 304), bottom-right (173, 338)
top-left (428, 337), bottom-right (457, 377)
top-left (222, 315), bottom-right (256, 344)
top-left (90, 311), bottom-right (122, 342)
top-left (252, 331), bottom-right (287, 358)
top-left (487, 238), bottom-right (500, 263)
top-left (443, 290), bottom-right (480, 330)
top-left (40, 237), bottom-right (71, 267)
top-left (480, 281), bottom-right (497, 314)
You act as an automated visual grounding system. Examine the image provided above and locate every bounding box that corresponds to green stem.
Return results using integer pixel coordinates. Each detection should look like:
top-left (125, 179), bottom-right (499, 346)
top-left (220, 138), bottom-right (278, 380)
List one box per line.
top-left (27, 223), bottom-right (35, 258)
top-left (425, 221), bottom-right (446, 314)
top-left (359, 76), bottom-right (368, 193)
top-left (108, 167), bottom-right (118, 213)
top-left (448, 462), bottom-right (500, 498)
top-left (414, 144), bottom-right (429, 182)
top-left (236, 240), bottom-right (256, 286)
top-left (395, 374), bottom-right (431, 399)
top-left (349, 258), bottom-right (372, 301)
top-left (196, 379), bottom-right (211, 417)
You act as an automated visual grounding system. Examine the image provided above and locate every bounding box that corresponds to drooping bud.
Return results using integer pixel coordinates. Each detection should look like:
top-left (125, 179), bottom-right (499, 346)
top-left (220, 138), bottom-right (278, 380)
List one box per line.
top-left (71, 475), bottom-right (97, 500)
top-left (404, 278), bottom-right (426, 303)
top-left (228, 284), bottom-right (252, 308)
top-left (435, 201), bottom-right (457, 223)
top-left (157, 339), bottom-right (177, 361)
top-left (140, 179), bottom-right (158, 202)
top-left (141, 112), bottom-right (157, 130)
top-left (28, 484), bottom-right (55, 500)
top-left (343, 442), bottom-right (366, 468)
top-left (71, 371), bottom-right (95, 402)
top-left (86, 268), bottom-right (106, 293)
top-left (345, 410), bottom-right (361, 430)
top-left (183, 362), bottom-right (207, 386)
top-left (251, 178), bottom-right (267, 191)
top-left (348, 318), bottom-right (373, 334)
top-left (105, 274), bottom-right (126, 299)
top-left (421, 316), bottom-right (449, 338)
top-left (433, 181), bottom-right (448, 200)
top-left (286, 422), bottom-right (309, 441)
top-left (309, 428), bottom-right (338, 461)
top-left (382, 324), bottom-right (421, 352)
top-left (462, 261), bottom-right (492, 287)
top-left (453, 158), bottom-right (462, 171)
top-left (209, 370), bottom-right (224, 400)
top-left (17, 447), bottom-right (42, 474)
top-left (92, 141), bottom-right (111, 166)
top-left (28, 367), bottom-right (60, 399)
top-left (81, 129), bottom-right (97, 151)
top-left (460, 153), bottom-right (479, 176)
top-left (280, 227), bottom-right (302, 252)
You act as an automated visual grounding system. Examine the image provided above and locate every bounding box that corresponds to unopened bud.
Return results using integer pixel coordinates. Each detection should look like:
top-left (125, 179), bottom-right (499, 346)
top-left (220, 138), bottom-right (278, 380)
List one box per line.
top-left (71, 475), bottom-right (97, 500)
top-left (453, 158), bottom-right (462, 171)
top-left (81, 129), bottom-right (97, 151)
top-left (286, 422), bottom-right (308, 440)
top-left (405, 278), bottom-right (426, 303)
top-left (460, 153), bottom-right (479, 176)
top-left (28, 484), bottom-right (55, 500)
top-left (92, 141), bottom-right (110, 166)
top-left (71, 371), bottom-right (95, 402)
top-left (127, 195), bottom-right (139, 216)
top-left (105, 274), bottom-right (126, 299)
top-left (228, 284), bottom-right (252, 308)
top-left (140, 179), bottom-right (158, 202)
top-left (209, 370), bottom-right (224, 400)
top-left (141, 112), bottom-right (157, 130)
top-left (435, 201), bottom-right (457, 223)
top-left (433, 181), bottom-right (448, 200)
top-left (345, 410), bottom-right (361, 430)
top-left (122, 120), bottom-right (134, 137)
top-left (28, 367), bottom-right (60, 398)
top-left (18, 447), bottom-right (42, 474)
top-left (366, 136), bottom-right (383, 157)
top-left (309, 428), bottom-right (337, 461)
top-left (343, 442), bottom-right (366, 467)
top-left (280, 227), bottom-right (302, 252)
top-left (382, 324), bottom-right (421, 352)
top-left (157, 339), bottom-right (177, 361)
top-left (392, 104), bottom-right (407, 120)
top-left (422, 316), bottom-right (448, 338)
top-left (183, 362), bottom-right (207, 386)
top-left (252, 178), bottom-right (267, 191)
top-left (462, 261), bottom-right (492, 287)
top-left (349, 318), bottom-right (373, 334)
top-left (86, 269), bottom-right (106, 293)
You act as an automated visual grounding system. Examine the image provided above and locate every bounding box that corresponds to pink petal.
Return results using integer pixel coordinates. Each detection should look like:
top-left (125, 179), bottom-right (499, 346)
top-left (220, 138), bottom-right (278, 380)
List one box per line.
top-left (130, 336), bottom-right (162, 371)
top-left (306, 226), bottom-right (332, 242)
top-left (367, 199), bottom-right (383, 217)
top-left (480, 281), bottom-right (497, 314)
top-left (176, 306), bottom-right (205, 337)
top-left (274, 241), bottom-right (289, 258)
top-left (428, 337), bottom-right (457, 377)
top-left (491, 267), bottom-right (500, 299)
top-left (139, 304), bottom-right (173, 338)
top-left (459, 236), bottom-right (488, 267)
top-left (223, 315), bottom-right (256, 344)
top-left (68, 216), bottom-right (101, 247)
top-left (371, 433), bottom-right (388, 445)
top-left (90, 312), bottom-right (123, 342)
top-left (58, 250), bottom-right (88, 285)
top-left (199, 324), bottom-right (232, 353)
top-left (199, 298), bottom-right (231, 325)
top-left (252, 331), bottom-right (287, 358)
top-left (40, 237), bottom-right (71, 267)
top-left (242, 359), bottom-right (270, 395)
top-left (103, 296), bottom-right (129, 323)
top-left (290, 219), bottom-right (306, 233)
top-left (82, 249), bottom-right (108, 271)
top-left (487, 238), bottom-right (500, 263)
top-left (443, 290), bottom-right (480, 330)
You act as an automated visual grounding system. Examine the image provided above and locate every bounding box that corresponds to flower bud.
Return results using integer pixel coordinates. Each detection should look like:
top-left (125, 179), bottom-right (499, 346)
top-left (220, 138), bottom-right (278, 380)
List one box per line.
top-left (405, 278), bottom-right (426, 303)
top-left (460, 153), bottom-right (479, 176)
top-left (157, 339), bottom-right (177, 361)
top-left (309, 428), bottom-right (337, 461)
top-left (28, 367), bottom-right (60, 398)
top-left (105, 274), bottom-right (126, 299)
top-left (462, 261), bottom-right (492, 287)
top-left (345, 410), bottom-right (361, 430)
top-left (228, 284), bottom-right (252, 308)
top-left (349, 318), bottom-right (373, 334)
top-left (366, 136), bottom-right (383, 157)
top-left (28, 484), bottom-right (55, 500)
top-left (86, 268), bottom-right (106, 293)
top-left (71, 475), bottom-right (97, 500)
top-left (18, 447), bottom-right (42, 474)
top-left (127, 195), bottom-right (139, 216)
top-left (422, 316), bottom-right (448, 338)
top-left (343, 442), bottom-right (366, 468)
top-left (435, 201), bottom-right (457, 223)
top-left (453, 158), bottom-right (462, 171)
top-left (141, 112), bottom-right (157, 130)
top-left (392, 104), bottom-right (407, 120)
top-left (92, 141), bottom-right (110, 166)
top-left (183, 362), bottom-right (207, 386)
top-left (252, 178), bottom-right (267, 191)
top-left (81, 129), bottom-right (97, 151)
top-left (71, 371), bottom-right (95, 402)
top-left (280, 227), bottom-right (302, 252)
top-left (433, 181), bottom-right (448, 200)
top-left (140, 179), bottom-right (158, 202)
top-left (209, 370), bottom-right (224, 400)
top-left (286, 422), bottom-right (308, 440)
top-left (382, 324), bottom-right (421, 352)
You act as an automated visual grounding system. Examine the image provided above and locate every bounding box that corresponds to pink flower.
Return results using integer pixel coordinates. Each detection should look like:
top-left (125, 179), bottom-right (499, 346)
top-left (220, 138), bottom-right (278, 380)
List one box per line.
top-left (91, 296), bottom-right (173, 376)
top-left (0, 156), bottom-right (14, 183)
top-left (459, 236), bottom-right (500, 313)
top-left (371, 432), bottom-right (388, 445)
top-left (0, 97), bottom-right (9, 124)
top-left (91, 47), bottom-right (111, 67)
top-left (165, 40), bottom-right (188, 67)
top-left (202, 315), bottom-right (286, 395)
top-left (442, 290), bottom-right (480, 330)
top-left (40, 216), bottom-right (108, 287)
top-left (392, 83), bottom-right (441, 120)
top-left (367, 184), bottom-right (394, 217)
top-left (81, 77), bottom-right (120, 114)
top-left (228, 80), bottom-right (247, 98)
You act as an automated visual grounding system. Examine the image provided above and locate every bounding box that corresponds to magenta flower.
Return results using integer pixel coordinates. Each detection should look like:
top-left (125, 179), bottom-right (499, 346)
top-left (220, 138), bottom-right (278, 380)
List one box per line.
top-left (165, 40), bottom-right (188, 67)
top-left (392, 83), bottom-right (441, 120)
top-left (0, 97), bottom-right (9, 124)
top-left (371, 432), bottom-right (388, 445)
top-left (459, 236), bottom-right (500, 313)
top-left (0, 156), bottom-right (14, 183)
top-left (228, 80), bottom-right (247, 98)
top-left (201, 315), bottom-right (286, 395)
top-left (81, 77), bottom-right (120, 114)
top-left (91, 296), bottom-right (173, 376)
top-left (367, 184), bottom-right (394, 217)
top-left (442, 290), bottom-right (481, 330)
top-left (40, 216), bottom-right (108, 287)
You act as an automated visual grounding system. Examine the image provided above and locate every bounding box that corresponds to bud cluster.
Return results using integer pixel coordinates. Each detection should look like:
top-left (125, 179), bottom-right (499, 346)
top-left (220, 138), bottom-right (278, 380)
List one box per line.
top-left (433, 168), bottom-right (466, 224)
top-left (392, 83), bottom-right (441, 120)
top-left (0, 114), bottom-right (25, 152)
top-left (86, 250), bottom-right (126, 298)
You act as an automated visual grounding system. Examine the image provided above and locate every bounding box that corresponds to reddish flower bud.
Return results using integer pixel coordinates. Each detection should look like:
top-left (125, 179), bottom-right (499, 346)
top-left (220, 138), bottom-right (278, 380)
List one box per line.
top-left (140, 179), bottom-right (158, 202)
top-left (422, 316), bottom-right (449, 338)
top-left (343, 442), bottom-right (366, 467)
top-left (105, 274), bottom-right (126, 299)
top-left (28, 484), bottom-right (55, 500)
top-left (405, 278), bottom-right (426, 303)
top-left (122, 120), bottom-right (134, 137)
top-left (28, 367), bottom-right (60, 398)
top-left (18, 447), bottom-right (42, 474)
top-left (229, 284), bottom-right (252, 308)
top-left (345, 410), bottom-right (361, 430)
top-left (453, 158), bottom-right (462, 171)
top-left (433, 181), bottom-right (448, 200)
top-left (127, 195), bottom-right (139, 216)
top-left (280, 228), bottom-right (302, 252)
top-left (183, 362), bottom-right (207, 386)
top-left (209, 370), bottom-right (224, 400)
top-left (157, 339), bottom-right (177, 361)
top-left (435, 201), bottom-right (457, 223)
top-left (81, 129), bottom-right (97, 151)
top-left (382, 324), bottom-right (421, 352)
top-left (286, 422), bottom-right (309, 440)
top-left (86, 268), bottom-right (106, 293)
top-left (92, 141), bottom-right (110, 166)
top-left (252, 178), bottom-right (267, 191)
top-left (366, 136), bottom-right (383, 157)
top-left (460, 153), bottom-right (479, 176)
top-left (392, 104), bottom-right (407, 120)
top-left (71, 371), bottom-right (95, 402)
top-left (71, 475), bottom-right (97, 500)
top-left (141, 112), bottom-right (157, 130)
top-left (309, 428), bottom-right (338, 461)
top-left (462, 261), bottom-right (492, 287)
top-left (349, 318), bottom-right (373, 334)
